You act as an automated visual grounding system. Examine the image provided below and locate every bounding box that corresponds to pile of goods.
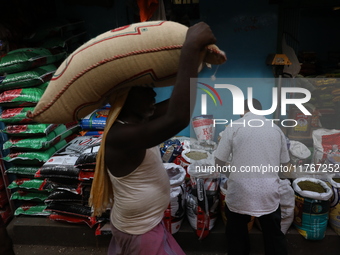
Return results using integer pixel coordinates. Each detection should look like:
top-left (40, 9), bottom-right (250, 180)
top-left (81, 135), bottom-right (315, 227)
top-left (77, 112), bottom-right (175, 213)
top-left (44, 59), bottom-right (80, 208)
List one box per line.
top-left (0, 20), bottom-right (227, 239)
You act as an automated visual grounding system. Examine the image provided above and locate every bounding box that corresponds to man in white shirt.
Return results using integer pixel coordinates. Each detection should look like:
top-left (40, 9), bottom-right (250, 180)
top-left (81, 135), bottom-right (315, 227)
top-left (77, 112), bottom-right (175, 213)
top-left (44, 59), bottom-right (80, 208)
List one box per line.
top-left (214, 98), bottom-right (290, 255)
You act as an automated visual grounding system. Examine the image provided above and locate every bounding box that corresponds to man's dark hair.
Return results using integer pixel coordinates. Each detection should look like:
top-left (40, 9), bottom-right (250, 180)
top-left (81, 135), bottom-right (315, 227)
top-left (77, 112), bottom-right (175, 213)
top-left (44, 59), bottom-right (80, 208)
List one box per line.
top-left (244, 98), bottom-right (262, 111)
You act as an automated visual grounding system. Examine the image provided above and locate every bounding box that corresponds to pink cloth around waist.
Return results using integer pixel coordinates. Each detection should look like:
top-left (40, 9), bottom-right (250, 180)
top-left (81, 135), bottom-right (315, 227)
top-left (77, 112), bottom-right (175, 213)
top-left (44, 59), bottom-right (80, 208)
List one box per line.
top-left (108, 221), bottom-right (185, 255)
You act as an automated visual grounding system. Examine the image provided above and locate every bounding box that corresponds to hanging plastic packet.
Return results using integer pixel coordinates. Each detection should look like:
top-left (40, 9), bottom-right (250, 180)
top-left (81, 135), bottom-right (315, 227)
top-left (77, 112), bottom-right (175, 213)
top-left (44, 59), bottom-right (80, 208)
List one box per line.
top-left (186, 161), bottom-right (220, 240)
top-left (163, 163), bottom-right (186, 234)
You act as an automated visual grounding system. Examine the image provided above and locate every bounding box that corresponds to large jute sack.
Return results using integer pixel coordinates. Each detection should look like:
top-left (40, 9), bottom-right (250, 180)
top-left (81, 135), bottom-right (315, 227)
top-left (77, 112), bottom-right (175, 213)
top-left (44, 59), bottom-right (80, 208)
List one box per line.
top-left (27, 20), bottom-right (226, 124)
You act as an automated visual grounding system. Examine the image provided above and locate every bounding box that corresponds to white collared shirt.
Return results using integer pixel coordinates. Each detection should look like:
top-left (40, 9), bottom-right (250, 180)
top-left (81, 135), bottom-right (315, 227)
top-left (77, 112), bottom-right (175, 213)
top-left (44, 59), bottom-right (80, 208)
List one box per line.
top-left (214, 112), bottom-right (290, 217)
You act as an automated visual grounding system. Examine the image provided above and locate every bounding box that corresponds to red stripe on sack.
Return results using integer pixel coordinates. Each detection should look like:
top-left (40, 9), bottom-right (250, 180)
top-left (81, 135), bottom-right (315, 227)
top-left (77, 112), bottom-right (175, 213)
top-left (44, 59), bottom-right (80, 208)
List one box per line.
top-left (73, 67), bottom-right (177, 120)
top-left (28, 46), bottom-right (181, 119)
top-left (53, 21), bottom-right (166, 80)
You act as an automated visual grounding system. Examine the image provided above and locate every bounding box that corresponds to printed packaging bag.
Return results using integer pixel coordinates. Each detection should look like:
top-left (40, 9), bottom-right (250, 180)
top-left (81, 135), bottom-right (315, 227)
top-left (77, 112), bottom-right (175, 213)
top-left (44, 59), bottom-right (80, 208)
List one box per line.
top-left (163, 163), bottom-right (186, 234)
top-left (312, 128), bottom-right (340, 165)
top-left (186, 162), bottom-right (220, 240)
top-left (192, 115), bottom-right (215, 142)
top-left (292, 177), bottom-right (333, 240)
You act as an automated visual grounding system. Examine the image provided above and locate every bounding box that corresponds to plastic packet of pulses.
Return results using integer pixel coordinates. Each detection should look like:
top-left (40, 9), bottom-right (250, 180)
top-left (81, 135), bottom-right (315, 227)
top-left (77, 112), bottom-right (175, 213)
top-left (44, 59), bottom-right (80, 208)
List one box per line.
top-left (14, 203), bottom-right (50, 216)
top-left (45, 190), bottom-right (84, 203)
top-left (0, 47), bottom-right (67, 74)
top-left (45, 202), bottom-right (93, 218)
top-left (10, 190), bottom-right (50, 202)
top-left (2, 123), bottom-right (59, 137)
top-left (6, 166), bottom-right (40, 177)
top-left (2, 121), bottom-right (78, 137)
top-left (2, 137), bottom-right (74, 165)
top-left (3, 124), bottom-right (80, 150)
top-left (0, 64), bottom-right (56, 90)
top-left (8, 178), bottom-right (52, 192)
top-left (59, 135), bottom-right (102, 155)
top-left (0, 107), bottom-right (36, 124)
top-left (43, 180), bottom-right (83, 195)
top-left (74, 139), bottom-right (101, 169)
top-left (35, 136), bottom-right (101, 179)
top-left (0, 87), bottom-right (44, 107)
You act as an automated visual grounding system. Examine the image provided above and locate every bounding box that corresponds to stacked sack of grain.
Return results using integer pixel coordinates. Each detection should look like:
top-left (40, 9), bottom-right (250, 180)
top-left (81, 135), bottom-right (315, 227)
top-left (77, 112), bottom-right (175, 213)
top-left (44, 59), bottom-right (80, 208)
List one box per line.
top-left (0, 47), bottom-right (83, 216)
top-left (36, 135), bottom-right (103, 227)
top-left (0, 18), bottom-right (89, 217)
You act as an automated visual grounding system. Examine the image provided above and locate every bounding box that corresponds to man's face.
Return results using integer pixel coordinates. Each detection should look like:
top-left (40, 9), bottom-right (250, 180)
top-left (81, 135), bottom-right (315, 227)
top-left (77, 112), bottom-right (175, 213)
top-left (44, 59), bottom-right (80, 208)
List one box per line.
top-left (126, 87), bottom-right (157, 118)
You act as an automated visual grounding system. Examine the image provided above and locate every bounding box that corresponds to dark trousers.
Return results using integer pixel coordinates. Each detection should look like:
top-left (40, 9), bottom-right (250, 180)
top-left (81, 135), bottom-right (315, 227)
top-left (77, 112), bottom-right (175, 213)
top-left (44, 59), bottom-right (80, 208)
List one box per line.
top-left (225, 205), bottom-right (287, 255)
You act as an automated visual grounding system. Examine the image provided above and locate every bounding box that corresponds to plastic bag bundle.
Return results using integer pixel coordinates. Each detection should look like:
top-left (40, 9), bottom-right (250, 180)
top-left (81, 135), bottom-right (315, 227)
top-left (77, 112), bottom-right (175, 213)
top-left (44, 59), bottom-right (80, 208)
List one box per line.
top-left (292, 177), bottom-right (333, 240)
top-left (4, 137), bottom-right (92, 217)
top-left (7, 177), bottom-right (51, 216)
top-left (186, 162), bottom-right (220, 240)
top-left (163, 163), bottom-right (186, 234)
